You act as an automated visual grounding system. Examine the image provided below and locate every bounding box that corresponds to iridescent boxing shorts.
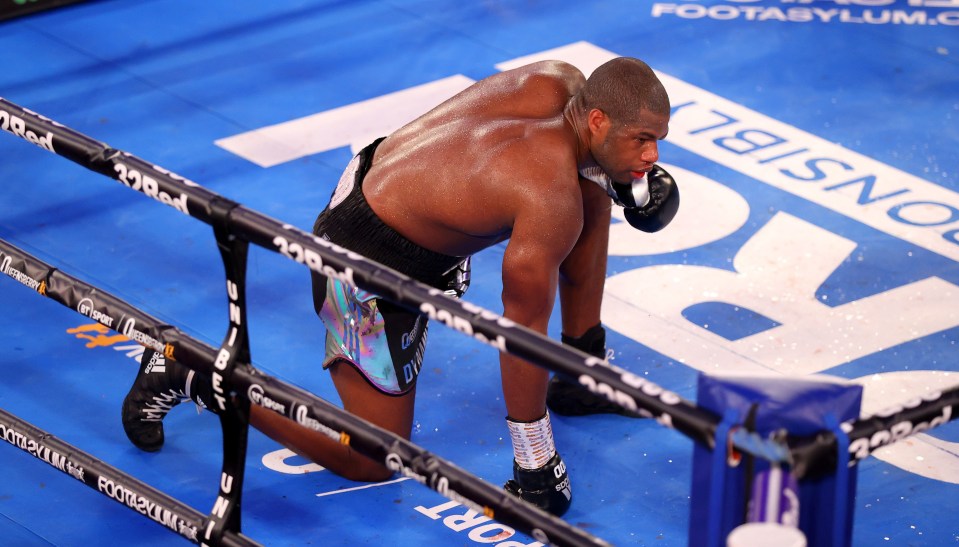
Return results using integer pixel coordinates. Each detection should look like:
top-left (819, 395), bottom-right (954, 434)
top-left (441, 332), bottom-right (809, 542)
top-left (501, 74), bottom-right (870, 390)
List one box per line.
top-left (311, 138), bottom-right (469, 395)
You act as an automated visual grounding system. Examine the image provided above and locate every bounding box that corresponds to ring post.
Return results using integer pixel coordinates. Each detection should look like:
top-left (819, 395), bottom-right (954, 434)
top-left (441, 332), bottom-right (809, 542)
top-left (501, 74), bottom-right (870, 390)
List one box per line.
top-left (688, 374), bottom-right (862, 547)
top-left (704, 408), bottom-right (741, 545)
top-left (825, 413), bottom-right (852, 547)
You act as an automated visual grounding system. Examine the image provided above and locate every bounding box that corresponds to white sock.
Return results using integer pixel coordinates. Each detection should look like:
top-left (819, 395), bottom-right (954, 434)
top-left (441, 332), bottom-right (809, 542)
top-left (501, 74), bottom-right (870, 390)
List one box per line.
top-left (506, 412), bottom-right (556, 470)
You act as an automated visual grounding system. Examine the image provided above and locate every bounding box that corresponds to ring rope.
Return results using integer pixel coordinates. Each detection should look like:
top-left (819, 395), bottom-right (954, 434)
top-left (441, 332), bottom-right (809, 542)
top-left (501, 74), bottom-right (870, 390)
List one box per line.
top-left (3, 95), bottom-right (959, 533)
top-left (3, 95), bottom-right (957, 475)
top-left (0, 407), bottom-right (256, 546)
top-left (0, 95), bottom-right (723, 449)
top-left (0, 237), bottom-right (608, 547)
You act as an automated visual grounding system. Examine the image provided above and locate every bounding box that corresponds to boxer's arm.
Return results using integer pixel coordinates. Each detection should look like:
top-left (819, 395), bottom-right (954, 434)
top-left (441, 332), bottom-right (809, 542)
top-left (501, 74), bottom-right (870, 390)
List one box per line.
top-left (547, 178), bottom-right (642, 418)
top-left (498, 185), bottom-right (581, 516)
top-left (558, 176), bottom-right (612, 339)
top-left (499, 181), bottom-right (582, 418)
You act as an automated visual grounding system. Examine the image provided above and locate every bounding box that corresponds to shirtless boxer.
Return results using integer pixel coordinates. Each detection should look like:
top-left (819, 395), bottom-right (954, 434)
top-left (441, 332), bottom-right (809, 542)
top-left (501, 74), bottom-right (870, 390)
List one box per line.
top-left (122, 57), bottom-right (678, 517)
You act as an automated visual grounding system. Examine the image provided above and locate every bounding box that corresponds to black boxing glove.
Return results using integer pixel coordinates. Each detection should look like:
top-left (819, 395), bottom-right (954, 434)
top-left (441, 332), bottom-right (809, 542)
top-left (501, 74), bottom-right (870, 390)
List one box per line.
top-left (613, 164), bottom-right (679, 233)
top-left (546, 324), bottom-right (641, 417)
top-left (504, 452), bottom-right (573, 517)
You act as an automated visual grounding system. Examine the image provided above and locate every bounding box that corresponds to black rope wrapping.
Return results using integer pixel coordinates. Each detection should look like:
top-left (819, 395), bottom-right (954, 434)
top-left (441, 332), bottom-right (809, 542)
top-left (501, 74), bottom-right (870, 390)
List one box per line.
top-left (0, 238), bottom-right (607, 546)
top-left (0, 407), bottom-right (258, 547)
top-left (3, 95), bottom-right (959, 540)
top-left (0, 97), bottom-right (721, 449)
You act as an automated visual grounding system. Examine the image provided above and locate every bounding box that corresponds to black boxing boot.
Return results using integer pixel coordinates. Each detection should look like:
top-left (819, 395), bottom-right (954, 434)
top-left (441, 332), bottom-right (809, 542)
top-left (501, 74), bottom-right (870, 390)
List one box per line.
top-left (121, 349), bottom-right (212, 452)
top-left (504, 452), bottom-right (573, 517)
top-left (546, 324), bottom-right (641, 417)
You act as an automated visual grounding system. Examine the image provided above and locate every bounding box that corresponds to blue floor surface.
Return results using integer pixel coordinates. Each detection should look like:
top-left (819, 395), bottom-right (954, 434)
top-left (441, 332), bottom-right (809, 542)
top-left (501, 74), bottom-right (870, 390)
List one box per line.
top-left (1, 1), bottom-right (958, 545)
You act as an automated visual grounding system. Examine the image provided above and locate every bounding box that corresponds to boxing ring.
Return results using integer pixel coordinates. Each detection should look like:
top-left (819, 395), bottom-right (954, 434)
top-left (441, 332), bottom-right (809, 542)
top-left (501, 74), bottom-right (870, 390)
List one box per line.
top-left (5, 91), bottom-right (958, 546)
top-left (2, 1), bottom-right (959, 546)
